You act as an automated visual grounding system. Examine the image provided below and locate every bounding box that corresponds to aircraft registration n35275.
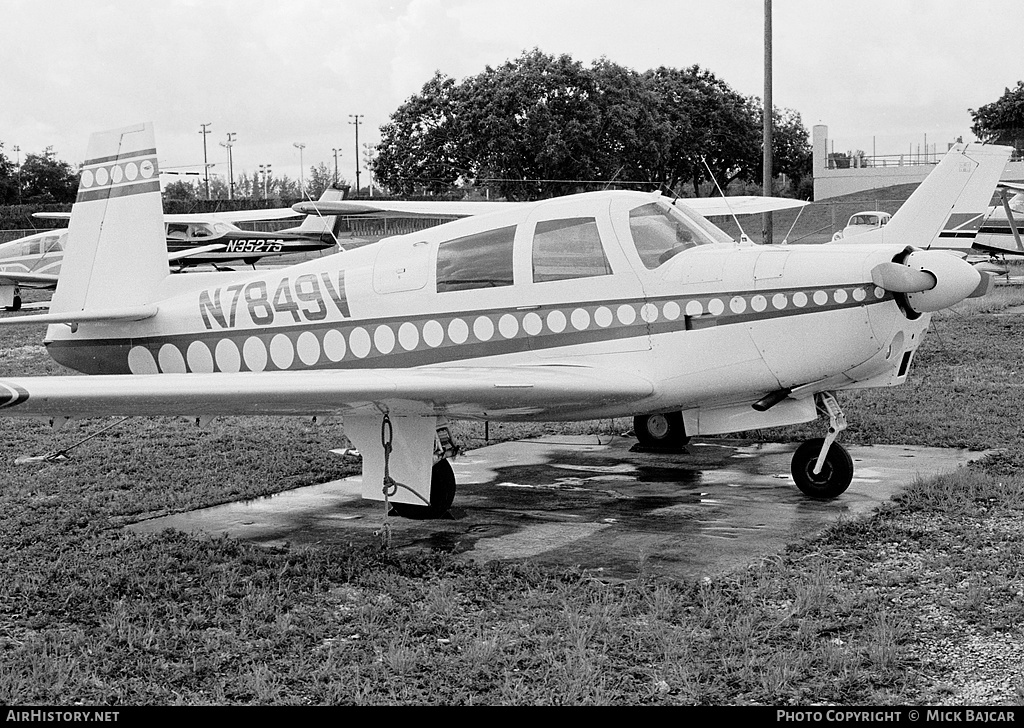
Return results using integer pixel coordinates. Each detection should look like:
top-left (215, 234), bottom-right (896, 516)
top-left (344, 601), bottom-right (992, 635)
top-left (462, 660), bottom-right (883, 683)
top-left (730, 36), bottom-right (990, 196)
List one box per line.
top-left (0, 123), bottom-right (1009, 518)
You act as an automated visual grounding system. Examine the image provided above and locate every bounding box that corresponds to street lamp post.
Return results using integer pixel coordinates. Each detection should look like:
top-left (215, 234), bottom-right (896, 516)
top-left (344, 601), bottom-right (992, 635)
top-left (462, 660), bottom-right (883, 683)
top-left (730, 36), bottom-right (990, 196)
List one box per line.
top-left (293, 142), bottom-right (306, 196)
top-left (12, 145), bottom-right (20, 205)
top-left (220, 132), bottom-right (236, 200)
top-left (332, 147), bottom-right (341, 186)
top-left (349, 114), bottom-right (363, 193)
top-left (199, 123), bottom-right (212, 200)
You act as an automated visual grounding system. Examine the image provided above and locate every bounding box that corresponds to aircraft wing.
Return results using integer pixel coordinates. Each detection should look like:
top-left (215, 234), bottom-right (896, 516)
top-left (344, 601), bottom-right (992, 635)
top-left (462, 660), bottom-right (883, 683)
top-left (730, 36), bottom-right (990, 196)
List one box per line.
top-left (291, 199), bottom-right (526, 219)
top-left (166, 243), bottom-right (228, 262)
top-left (34, 210), bottom-right (303, 224)
top-left (682, 196), bottom-right (810, 217)
top-left (0, 365), bottom-right (654, 420)
top-left (292, 195), bottom-right (808, 220)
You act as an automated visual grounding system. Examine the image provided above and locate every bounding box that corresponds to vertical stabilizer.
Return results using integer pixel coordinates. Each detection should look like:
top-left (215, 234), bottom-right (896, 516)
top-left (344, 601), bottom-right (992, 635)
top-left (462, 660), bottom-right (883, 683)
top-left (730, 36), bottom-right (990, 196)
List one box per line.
top-left (883, 143), bottom-right (1011, 248)
top-left (48, 123), bottom-right (168, 314)
top-left (287, 185), bottom-right (350, 240)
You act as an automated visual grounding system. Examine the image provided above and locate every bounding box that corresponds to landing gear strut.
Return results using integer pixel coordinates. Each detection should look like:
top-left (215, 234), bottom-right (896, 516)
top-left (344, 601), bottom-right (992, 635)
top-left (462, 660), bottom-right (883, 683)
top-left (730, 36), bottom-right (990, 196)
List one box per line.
top-left (791, 392), bottom-right (853, 499)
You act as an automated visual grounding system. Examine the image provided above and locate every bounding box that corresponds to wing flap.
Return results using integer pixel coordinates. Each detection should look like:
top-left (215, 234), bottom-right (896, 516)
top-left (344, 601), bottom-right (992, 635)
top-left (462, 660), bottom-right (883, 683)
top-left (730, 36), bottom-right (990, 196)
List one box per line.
top-left (0, 365), bottom-right (654, 419)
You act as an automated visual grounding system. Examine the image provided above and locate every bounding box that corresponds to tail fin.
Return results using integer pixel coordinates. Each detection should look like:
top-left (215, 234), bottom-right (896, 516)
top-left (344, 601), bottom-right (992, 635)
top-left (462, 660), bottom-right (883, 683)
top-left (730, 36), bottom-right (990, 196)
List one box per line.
top-left (883, 143), bottom-right (1012, 248)
top-left (285, 185), bottom-right (351, 241)
top-left (48, 123), bottom-right (169, 315)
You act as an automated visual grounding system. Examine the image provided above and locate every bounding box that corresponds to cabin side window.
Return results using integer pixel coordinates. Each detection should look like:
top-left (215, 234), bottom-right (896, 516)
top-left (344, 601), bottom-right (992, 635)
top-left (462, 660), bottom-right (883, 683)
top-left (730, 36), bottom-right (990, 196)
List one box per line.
top-left (436, 225), bottom-right (516, 292)
top-left (532, 217), bottom-right (611, 282)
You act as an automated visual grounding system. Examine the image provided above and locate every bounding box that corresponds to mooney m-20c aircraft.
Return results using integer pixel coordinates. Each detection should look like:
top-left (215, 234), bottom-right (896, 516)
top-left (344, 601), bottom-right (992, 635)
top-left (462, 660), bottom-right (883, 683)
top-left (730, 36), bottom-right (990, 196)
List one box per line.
top-left (0, 123), bottom-right (1008, 518)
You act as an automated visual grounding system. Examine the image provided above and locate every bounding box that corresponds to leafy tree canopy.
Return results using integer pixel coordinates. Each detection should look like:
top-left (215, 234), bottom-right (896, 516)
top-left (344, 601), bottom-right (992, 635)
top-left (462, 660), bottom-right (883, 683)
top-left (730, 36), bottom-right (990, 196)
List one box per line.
top-left (372, 49), bottom-right (811, 200)
top-left (970, 81), bottom-right (1024, 153)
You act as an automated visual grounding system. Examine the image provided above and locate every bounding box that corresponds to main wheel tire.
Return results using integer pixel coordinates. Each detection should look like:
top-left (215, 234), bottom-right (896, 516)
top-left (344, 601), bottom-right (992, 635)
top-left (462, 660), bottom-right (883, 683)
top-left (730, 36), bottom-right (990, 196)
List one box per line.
top-left (791, 438), bottom-right (854, 499)
top-left (4, 295), bottom-right (21, 312)
top-left (633, 412), bottom-right (689, 450)
top-left (390, 459), bottom-right (457, 520)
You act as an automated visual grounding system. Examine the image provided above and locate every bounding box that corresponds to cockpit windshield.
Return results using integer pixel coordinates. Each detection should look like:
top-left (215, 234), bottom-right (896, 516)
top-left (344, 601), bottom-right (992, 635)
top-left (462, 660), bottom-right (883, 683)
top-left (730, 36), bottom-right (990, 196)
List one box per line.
top-left (627, 200), bottom-right (728, 269)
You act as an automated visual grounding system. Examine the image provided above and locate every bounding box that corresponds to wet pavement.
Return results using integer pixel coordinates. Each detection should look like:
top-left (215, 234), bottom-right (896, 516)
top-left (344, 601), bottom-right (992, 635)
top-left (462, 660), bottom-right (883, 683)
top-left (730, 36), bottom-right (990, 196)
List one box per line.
top-left (127, 435), bottom-right (987, 581)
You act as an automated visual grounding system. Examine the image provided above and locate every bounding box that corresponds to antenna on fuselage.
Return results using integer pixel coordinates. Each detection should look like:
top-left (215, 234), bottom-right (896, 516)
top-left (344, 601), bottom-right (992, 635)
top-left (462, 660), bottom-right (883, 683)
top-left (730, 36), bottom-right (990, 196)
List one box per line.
top-left (701, 156), bottom-right (750, 243)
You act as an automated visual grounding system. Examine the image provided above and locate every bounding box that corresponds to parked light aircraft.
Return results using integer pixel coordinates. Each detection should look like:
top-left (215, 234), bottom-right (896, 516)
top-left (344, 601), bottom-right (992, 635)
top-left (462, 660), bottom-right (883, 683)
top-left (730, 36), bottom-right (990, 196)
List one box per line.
top-left (836, 182), bottom-right (1024, 258)
top-left (35, 187), bottom-right (353, 269)
top-left (0, 188), bottom-right (356, 310)
top-left (0, 124), bottom-right (1007, 520)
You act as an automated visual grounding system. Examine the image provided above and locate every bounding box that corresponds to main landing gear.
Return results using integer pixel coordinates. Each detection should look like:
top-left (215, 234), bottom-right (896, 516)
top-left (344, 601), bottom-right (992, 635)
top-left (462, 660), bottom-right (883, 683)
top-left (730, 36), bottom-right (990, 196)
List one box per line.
top-left (390, 459), bottom-right (457, 520)
top-left (632, 412), bottom-right (690, 450)
top-left (790, 392), bottom-right (853, 499)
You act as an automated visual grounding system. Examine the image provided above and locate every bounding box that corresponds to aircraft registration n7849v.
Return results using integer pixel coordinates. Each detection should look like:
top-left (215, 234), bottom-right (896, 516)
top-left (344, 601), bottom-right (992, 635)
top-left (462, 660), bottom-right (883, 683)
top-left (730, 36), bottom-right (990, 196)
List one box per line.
top-left (0, 123), bottom-right (1009, 518)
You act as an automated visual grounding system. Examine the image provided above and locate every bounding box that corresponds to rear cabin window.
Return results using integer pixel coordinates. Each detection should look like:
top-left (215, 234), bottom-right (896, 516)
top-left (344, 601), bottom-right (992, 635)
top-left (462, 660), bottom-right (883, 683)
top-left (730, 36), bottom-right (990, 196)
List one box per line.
top-left (532, 217), bottom-right (612, 282)
top-left (628, 202), bottom-right (709, 269)
top-left (436, 225), bottom-right (516, 292)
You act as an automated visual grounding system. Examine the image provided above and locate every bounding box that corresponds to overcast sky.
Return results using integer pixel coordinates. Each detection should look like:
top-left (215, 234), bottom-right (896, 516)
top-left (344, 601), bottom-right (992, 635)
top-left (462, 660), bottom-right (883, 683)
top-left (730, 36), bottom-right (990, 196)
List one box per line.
top-left (2, 0), bottom-right (1018, 188)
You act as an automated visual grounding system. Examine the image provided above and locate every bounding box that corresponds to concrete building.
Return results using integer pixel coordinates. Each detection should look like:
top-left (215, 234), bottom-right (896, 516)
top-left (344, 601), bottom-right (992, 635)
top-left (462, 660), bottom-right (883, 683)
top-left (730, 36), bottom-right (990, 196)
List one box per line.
top-left (812, 124), bottom-right (1024, 200)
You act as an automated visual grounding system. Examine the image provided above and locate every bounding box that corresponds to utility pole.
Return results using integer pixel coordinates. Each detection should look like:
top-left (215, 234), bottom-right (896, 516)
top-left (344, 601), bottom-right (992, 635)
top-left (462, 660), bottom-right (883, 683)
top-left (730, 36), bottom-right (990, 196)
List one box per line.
top-left (332, 147), bottom-right (341, 185)
top-left (220, 132), bottom-right (236, 200)
top-left (199, 123), bottom-right (212, 200)
top-left (293, 142), bottom-right (306, 195)
top-left (762, 0), bottom-right (774, 245)
top-left (349, 114), bottom-right (363, 193)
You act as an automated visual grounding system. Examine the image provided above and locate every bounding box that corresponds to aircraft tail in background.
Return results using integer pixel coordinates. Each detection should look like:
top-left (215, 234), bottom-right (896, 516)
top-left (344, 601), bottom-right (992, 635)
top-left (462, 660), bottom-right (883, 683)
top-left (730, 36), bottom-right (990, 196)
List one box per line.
top-left (882, 143), bottom-right (1012, 249)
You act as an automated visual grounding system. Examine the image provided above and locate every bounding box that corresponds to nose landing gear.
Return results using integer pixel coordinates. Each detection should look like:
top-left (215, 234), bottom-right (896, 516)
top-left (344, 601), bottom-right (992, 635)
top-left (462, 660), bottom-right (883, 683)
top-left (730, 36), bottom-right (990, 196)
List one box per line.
top-left (791, 392), bottom-right (853, 499)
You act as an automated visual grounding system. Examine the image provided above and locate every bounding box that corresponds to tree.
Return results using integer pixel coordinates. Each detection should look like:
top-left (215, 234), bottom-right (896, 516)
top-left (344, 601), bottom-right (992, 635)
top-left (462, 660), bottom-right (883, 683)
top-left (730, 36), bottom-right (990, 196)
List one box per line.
top-left (373, 51), bottom-right (810, 200)
top-left (304, 162), bottom-right (343, 200)
top-left (19, 147), bottom-right (79, 204)
top-left (0, 144), bottom-right (17, 205)
top-left (970, 81), bottom-right (1024, 153)
top-left (374, 71), bottom-right (469, 196)
top-left (163, 179), bottom-right (199, 203)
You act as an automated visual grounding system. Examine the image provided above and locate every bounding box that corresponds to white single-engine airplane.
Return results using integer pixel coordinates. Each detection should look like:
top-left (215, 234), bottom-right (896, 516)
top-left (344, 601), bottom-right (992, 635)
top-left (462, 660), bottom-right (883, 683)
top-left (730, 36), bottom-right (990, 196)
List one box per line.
top-left (0, 123), bottom-right (1007, 519)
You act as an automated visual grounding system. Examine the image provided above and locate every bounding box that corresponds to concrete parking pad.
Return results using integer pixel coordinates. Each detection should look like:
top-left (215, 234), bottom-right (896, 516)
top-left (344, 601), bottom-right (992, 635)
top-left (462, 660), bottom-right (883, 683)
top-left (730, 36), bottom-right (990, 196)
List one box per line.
top-left (128, 435), bottom-right (987, 581)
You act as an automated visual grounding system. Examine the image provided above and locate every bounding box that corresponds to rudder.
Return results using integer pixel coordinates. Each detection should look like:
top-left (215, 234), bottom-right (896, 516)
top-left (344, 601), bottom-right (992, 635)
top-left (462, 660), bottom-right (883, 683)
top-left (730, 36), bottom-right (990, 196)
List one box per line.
top-left (48, 122), bottom-right (169, 315)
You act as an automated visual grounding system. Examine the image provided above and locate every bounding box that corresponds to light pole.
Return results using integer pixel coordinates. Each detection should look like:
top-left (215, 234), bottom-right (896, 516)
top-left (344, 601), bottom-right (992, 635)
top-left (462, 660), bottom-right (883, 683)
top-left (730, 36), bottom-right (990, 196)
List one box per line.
top-left (12, 145), bottom-right (20, 205)
top-left (293, 142), bottom-right (306, 195)
top-left (332, 147), bottom-right (341, 185)
top-left (349, 114), bottom-right (363, 193)
top-left (258, 164), bottom-right (273, 199)
top-left (220, 132), bottom-right (236, 200)
top-left (199, 123), bottom-right (212, 200)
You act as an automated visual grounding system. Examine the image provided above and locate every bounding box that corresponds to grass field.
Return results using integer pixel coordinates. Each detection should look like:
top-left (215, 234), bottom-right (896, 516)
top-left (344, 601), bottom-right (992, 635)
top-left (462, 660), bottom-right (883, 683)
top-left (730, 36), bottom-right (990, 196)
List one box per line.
top-left (2, 284), bottom-right (1024, 706)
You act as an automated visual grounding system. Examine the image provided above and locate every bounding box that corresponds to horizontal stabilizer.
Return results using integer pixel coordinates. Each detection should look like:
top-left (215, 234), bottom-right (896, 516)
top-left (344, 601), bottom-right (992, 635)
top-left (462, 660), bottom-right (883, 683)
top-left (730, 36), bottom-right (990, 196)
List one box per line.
top-left (0, 305), bottom-right (158, 326)
top-left (0, 271), bottom-right (59, 286)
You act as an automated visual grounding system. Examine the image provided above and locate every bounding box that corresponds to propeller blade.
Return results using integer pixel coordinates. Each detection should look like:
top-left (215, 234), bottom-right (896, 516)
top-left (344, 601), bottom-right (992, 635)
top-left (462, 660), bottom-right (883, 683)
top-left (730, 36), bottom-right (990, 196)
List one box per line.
top-left (870, 262), bottom-right (936, 293)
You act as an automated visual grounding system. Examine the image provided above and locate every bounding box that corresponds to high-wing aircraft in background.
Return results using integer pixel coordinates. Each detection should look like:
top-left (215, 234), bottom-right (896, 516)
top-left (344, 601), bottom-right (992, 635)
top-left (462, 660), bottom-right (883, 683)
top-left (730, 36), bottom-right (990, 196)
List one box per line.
top-left (834, 182), bottom-right (1024, 259)
top-left (0, 188), bottom-right (358, 310)
top-left (34, 186), bottom-right (355, 269)
top-left (0, 123), bottom-right (1008, 520)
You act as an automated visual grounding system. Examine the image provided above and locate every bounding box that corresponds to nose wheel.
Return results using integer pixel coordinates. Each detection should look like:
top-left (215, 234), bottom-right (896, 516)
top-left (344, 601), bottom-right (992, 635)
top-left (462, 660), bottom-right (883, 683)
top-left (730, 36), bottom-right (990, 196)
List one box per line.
top-left (791, 392), bottom-right (853, 499)
top-left (791, 438), bottom-right (853, 499)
